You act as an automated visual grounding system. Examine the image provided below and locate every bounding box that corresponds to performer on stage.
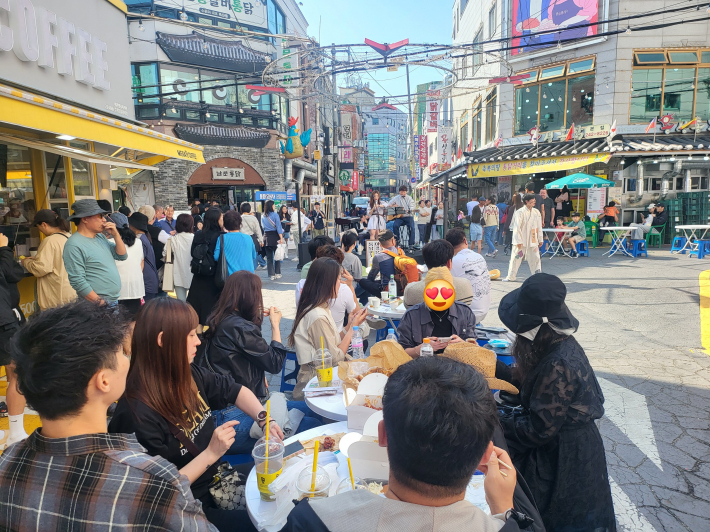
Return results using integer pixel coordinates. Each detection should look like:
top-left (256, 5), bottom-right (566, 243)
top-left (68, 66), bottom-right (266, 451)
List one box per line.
top-left (366, 191), bottom-right (387, 240)
top-left (388, 185), bottom-right (416, 249)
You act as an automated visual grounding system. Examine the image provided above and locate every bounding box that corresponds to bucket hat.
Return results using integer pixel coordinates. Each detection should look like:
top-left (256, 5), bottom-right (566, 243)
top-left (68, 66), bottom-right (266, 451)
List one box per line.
top-left (498, 273), bottom-right (578, 341)
top-left (441, 342), bottom-right (519, 394)
top-left (127, 212), bottom-right (149, 233)
top-left (67, 199), bottom-right (109, 221)
top-left (108, 212), bottom-right (129, 229)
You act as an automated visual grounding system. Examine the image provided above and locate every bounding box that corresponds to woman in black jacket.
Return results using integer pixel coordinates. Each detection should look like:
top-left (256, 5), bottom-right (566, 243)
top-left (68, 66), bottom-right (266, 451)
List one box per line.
top-left (186, 208), bottom-right (224, 327)
top-left (498, 273), bottom-right (615, 532)
top-left (199, 270), bottom-right (321, 454)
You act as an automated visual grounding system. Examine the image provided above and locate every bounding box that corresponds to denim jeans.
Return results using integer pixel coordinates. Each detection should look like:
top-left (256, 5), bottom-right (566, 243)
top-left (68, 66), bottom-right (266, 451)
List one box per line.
top-left (254, 253), bottom-right (266, 269)
top-left (213, 401), bottom-right (323, 455)
top-left (484, 226), bottom-right (498, 254)
top-left (393, 216), bottom-right (415, 247)
top-left (417, 224), bottom-right (427, 244)
top-left (496, 225), bottom-right (505, 244)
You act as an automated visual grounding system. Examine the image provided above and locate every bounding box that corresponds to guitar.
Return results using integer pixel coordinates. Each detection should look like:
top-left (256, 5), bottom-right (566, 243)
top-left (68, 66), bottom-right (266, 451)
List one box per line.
top-left (387, 206), bottom-right (406, 221)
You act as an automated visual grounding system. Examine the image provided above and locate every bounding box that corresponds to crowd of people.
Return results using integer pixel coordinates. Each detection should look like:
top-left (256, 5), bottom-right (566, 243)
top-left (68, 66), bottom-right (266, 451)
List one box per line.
top-left (0, 191), bottom-right (618, 532)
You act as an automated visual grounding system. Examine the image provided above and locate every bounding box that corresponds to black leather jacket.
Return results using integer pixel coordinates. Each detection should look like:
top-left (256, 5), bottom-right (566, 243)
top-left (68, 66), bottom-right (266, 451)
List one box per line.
top-left (198, 313), bottom-right (288, 403)
top-left (0, 246), bottom-right (24, 327)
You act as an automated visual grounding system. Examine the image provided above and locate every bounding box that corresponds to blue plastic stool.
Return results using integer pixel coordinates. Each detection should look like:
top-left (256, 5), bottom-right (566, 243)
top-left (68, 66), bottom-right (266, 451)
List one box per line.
top-left (690, 240), bottom-right (710, 259)
top-left (611, 238), bottom-right (627, 255)
top-left (575, 241), bottom-right (589, 257)
top-left (671, 236), bottom-right (688, 254)
top-left (629, 239), bottom-right (647, 258)
top-left (540, 240), bottom-right (550, 255)
top-left (280, 351), bottom-right (300, 393)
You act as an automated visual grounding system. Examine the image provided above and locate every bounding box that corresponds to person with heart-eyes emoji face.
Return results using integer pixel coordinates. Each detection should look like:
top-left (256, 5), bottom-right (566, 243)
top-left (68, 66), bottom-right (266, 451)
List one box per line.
top-left (396, 267), bottom-right (478, 357)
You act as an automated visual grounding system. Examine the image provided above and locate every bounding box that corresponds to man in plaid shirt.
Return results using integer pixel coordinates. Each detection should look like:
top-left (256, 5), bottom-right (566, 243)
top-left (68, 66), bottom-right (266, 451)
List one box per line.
top-left (0, 300), bottom-right (217, 531)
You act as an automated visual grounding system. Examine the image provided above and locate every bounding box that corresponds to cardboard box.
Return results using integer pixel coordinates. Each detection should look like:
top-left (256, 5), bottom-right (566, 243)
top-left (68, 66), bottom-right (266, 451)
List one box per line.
top-left (348, 411), bottom-right (389, 482)
top-left (345, 373), bottom-right (387, 431)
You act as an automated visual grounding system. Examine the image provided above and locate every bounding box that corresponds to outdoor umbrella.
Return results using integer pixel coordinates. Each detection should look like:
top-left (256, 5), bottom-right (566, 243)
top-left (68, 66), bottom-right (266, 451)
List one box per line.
top-left (545, 173), bottom-right (613, 189)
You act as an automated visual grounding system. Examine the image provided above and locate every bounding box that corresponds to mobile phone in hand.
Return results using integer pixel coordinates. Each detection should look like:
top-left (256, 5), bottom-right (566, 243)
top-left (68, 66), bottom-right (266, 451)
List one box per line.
top-left (437, 336), bottom-right (452, 343)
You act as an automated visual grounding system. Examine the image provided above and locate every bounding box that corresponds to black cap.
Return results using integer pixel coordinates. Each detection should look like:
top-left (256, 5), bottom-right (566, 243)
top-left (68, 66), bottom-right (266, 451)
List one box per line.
top-left (127, 212), bottom-right (149, 233)
top-left (32, 209), bottom-right (60, 227)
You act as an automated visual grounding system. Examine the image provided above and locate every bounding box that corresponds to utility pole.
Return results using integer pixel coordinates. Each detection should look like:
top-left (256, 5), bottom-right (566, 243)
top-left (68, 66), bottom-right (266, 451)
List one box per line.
top-left (316, 105), bottom-right (322, 194)
top-left (405, 56), bottom-right (416, 199)
top-left (332, 44), bottom-right (341, 198)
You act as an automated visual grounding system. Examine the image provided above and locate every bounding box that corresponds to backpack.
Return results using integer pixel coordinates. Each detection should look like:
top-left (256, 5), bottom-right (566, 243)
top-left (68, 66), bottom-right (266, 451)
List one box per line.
top-left (190, 238), bottom-right (216, 277)
top-left (382, 248), bottom-right (420, 293)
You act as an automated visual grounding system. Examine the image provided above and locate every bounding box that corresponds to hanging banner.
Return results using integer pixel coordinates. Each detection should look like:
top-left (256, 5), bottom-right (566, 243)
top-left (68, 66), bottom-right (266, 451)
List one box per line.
top-left (352, 170), bottom-right (359, 191)
top-left (341, 147), bottom-right (353, 163)
top-left (426, 90), bottom-right (440, 133)
top-left (277, 38), bottom-right (300, 87)
top-left (467, 153), bottom-right (611, 178)
top-left (419, 134), bottom-right (428, 167)
top-left (341, 114), bottom-right (353, 145)
top-left (154, 0), bottom-right (268, 28)
top-left (497, 176), bottom-right (512, 204)
top-left (437, 126), bottom-right (452, 170)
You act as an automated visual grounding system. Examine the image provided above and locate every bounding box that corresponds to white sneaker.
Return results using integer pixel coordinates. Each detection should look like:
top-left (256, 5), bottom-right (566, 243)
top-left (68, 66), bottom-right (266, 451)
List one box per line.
top-left (270, 276), bottom-right (276, 280)
top-left (275, 274), bottom-right (282, 279)
top-left (6, 431), bottom-right (28, 447)
top-left (0, 430), bottom-right (7, 451)
top-left (292, 257), bottom-right (299, 262)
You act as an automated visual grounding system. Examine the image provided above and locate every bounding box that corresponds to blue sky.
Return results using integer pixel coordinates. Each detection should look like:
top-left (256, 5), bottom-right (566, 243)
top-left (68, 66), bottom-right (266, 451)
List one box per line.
top-left (298, 0), bottom-right (452, 107)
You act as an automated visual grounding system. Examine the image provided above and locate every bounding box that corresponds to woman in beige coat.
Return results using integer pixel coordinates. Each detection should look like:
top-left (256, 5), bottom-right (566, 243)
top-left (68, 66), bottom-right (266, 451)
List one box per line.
top-left (22, 210), bottom-right (76, 310)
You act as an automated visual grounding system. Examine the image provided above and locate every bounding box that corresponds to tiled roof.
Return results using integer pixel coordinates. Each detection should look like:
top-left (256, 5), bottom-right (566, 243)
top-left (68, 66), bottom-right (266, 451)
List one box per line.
top-left (174, 124), bottom-right (271, 148)
top-left (156, 31), bottom-right (269, 73)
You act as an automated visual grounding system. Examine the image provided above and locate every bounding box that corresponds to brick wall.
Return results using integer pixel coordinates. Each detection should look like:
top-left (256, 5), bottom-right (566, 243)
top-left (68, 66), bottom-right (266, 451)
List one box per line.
top-left (153, 146), bottom-right (285, 209)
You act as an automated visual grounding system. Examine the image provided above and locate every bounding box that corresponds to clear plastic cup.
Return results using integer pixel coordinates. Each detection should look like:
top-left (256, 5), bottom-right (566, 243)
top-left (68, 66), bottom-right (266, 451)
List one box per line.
top-left (336, 476), bottom-right (368, 494)
top-left (252, 437), bottom-right (285, 501)
top-left (296, 465), bottom-right (331, 500)
top-left (314, 348), bottom-right (333, 387)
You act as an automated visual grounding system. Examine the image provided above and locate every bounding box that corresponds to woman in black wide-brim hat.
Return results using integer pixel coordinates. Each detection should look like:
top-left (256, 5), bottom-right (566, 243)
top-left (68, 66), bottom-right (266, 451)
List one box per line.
top-left (498, 273), bottom-right (615, 532)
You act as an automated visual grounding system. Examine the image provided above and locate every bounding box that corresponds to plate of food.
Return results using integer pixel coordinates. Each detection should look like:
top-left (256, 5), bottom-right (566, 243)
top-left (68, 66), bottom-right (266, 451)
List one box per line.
top-left (299, 433), bottom-right (346, 454)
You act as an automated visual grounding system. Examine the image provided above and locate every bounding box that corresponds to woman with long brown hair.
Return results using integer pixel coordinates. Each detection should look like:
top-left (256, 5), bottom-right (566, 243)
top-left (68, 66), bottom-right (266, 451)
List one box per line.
top-left (109, 298), bottom-right (282, 531)
top-left (366, 190), bottom-right (387, 240)
top-left (199, 271), bottom-right (322, 453)
top-left (289, 258), bottom-right (368, 399)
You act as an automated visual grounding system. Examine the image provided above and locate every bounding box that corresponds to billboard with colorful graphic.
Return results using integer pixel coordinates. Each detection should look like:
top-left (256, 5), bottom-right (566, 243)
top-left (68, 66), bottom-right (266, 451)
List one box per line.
top-left (511, 0), bottom-right (599, 56)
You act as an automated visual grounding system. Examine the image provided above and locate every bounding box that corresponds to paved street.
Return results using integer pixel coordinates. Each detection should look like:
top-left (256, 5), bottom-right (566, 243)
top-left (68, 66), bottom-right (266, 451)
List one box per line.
top-left (259, 246), bottom-right (710, 532)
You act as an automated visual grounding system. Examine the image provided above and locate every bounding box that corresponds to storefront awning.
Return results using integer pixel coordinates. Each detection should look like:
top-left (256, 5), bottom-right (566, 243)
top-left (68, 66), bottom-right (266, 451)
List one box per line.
top-left (0, 133), bottom-right (156, 171)
top-left (467, 153), bottom-right (611, 178)
top-left (0, 84), bottom-right (204, 163)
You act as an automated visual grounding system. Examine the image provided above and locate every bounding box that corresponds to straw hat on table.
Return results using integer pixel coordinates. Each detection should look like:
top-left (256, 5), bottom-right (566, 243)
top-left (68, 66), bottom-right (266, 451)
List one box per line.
top-left (441, 342), bottom-right (519, 395)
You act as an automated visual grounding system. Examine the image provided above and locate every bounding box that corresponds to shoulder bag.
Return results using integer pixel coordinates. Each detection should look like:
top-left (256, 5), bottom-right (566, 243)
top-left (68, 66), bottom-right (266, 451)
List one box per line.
top-left (162, 238), bottom-right (175, 292)
top-left (214, 234), bottom-right (228, 289)
top-left (167, 423), bottom-right (247, 511)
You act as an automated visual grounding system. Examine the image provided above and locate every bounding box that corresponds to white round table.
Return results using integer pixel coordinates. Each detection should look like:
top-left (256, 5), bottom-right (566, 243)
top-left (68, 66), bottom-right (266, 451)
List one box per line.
top-left (674, 224), bottom-right (710, 254)
top-left (304, 376), bottom-right (347, 421)
top-left (599, 227), bottom-right (637, 257)
top-left (367, 302), bottom-right (406, 332)
top-left (541, 227), bottom-right (575, 259)
top-left (245, 421), bottom-right (351, 532)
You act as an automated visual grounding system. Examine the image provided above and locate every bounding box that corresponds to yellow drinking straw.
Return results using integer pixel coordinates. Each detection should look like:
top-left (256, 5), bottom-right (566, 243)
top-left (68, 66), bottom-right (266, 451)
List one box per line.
top-left (320, 337), bottom-right (325, 369)
top-left (310, 440), bottom-right (320, 494)
top-left (264, 400), bottom-right (271, 473)
top-left (347, 457), bottom-right (355, 489)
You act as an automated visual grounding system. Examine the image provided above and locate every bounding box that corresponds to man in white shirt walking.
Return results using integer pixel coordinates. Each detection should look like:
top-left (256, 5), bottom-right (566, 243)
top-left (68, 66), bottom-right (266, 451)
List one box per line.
top-left (504, 194), bottom-right (543, 282)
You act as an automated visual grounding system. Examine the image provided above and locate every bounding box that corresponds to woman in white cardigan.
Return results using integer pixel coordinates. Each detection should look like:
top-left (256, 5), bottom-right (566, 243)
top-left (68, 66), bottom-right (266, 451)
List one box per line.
top-left (163, 213), bottom-right (194, 301)
top-left (288, 257), bottom-right (368, 400)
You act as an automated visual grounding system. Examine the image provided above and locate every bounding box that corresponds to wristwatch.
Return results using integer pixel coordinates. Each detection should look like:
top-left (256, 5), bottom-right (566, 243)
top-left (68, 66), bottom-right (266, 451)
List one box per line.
top-left (256, 410), bottom-right (268, 426)
top-left (504, 508), bottom-right (534, 529)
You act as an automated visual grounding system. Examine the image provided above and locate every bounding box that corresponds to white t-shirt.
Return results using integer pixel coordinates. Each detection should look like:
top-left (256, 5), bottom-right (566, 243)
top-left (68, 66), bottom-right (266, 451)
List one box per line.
top-left (295, 280), bottom-right (356, 332)
top-left (451, 248), bottom-right (491, 324)
top-left (115, 240), bottom-right (145, 300)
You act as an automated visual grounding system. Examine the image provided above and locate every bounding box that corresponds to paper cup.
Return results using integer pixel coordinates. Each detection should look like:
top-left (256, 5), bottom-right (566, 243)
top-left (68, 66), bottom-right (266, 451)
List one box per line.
top-left (380, 291), bottom-right (389, 302)
top-left (368, 297), bottom-right (380, 309)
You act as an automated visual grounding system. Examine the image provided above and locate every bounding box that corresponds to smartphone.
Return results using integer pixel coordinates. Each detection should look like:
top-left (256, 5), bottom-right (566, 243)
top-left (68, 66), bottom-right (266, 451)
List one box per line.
top-left (284, 441), bottom-right (304, 461)
top-left (437, 336), bottom-right (452, 343)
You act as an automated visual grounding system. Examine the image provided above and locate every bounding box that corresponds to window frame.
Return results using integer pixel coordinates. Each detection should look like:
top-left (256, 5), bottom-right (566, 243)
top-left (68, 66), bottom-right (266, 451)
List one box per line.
top-left (539, 64), bottom-right (567, 80)
top-left (488, 2), bottom-right (497, 39)
top-left (568, 57), bottom-right (595, 74)
top-left (667, 50), bottom-right (700, 64)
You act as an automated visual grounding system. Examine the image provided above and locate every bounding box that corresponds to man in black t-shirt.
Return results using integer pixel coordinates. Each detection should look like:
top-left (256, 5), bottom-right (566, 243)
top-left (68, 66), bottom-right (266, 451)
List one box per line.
top-left (525, 182), bottom-right (546, 229)
top-left (540, 188), bottom-right (555, 228)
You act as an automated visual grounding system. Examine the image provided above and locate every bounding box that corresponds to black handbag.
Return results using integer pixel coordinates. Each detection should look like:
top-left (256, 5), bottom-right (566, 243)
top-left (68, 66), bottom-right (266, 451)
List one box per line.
top-left (250, 233), bottom-right (262, 254)
top-left (214, 235), bottom-right (228, 289)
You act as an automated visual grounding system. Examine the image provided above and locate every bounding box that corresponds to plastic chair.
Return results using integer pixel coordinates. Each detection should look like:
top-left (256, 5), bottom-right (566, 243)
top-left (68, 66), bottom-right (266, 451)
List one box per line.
top-left (584, 221), bottom-right (599, 249)
top-left (645, 224), bottom-right (666, 248)
top-left (671, 236), bottom-right (688, 254)
top-left (575, 241), bottom-right (589, 257)
top-left (280, 351), bottom-right (300, 393)
top-left (629, 239), bottom-right (648, 258)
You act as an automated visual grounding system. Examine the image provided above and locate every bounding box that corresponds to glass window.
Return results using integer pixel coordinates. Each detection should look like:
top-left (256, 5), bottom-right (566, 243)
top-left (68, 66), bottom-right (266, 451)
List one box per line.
top-left (185, 110), bottom-right (201, 121)
top-left (70, 158), bottom-right (93, 198)
top-left (515, 84), bottom-right (539, 135)
top-left (205, 111), bottom-right (219, 122)
top-left (485, 89), bottom-right (497, 143)
top-left (280, 96), bottom-right (288, 124)
top-left (160, 65), bottom-right (200, 102)
top-left (257, 118), bottom-right (270, 127)
top-left (460, 122), bottom-right (468, 153)
top-left (635, 52), bottom-right (667, 64)
top-left (566, 75), bottom-right (595, 127)
top-left (702, 51), bottom-right (710, 63)
top-left (198, 17), bottom-right (213, 25)
top-left (696, 68), bottom-right (710, 121)
top-left (539, 81), bottom-right (566, 131)
top-left (0, 143), bottom-right (39, 256)
top-left (224, 114), bottom-right (237, 124)
top-left (488, 3), bottom-right (496, 38)
top-left (132, 63), bottom-right (159, 104)
top-left (44, 152), bottom-right (68, 205)
top-left (669, 51), bottom-right (699, 63)
top-left (472, 102), bottom-right (482, 149)
top-left (521, 70), bottom-right (538, 83)
top-left (200, 70), bottom-right (236, 106)
top-left (663, 67), bottom-right (696, 122)
top-left (217, 21), bottom-right (231, 28)
top-left (630, 69), bottom-right (663, 122)
top-left (164, 106), bottom-right (181, 119)
top-left (568, 59), bottom-right (594, 74)
top-left (137, 107), bottom-right (160, 119)
top-left (540, 65), bottom-right (566, 80)
top-left (277, 9), bottom-right (286, 34)
top-left (472, 30), bottom-right (482, 73)
top-left (267, 0), bottom-right (277, 35)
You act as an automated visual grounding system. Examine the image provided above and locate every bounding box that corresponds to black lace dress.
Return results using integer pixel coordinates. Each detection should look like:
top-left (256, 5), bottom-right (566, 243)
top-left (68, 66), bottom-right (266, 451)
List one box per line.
top-left (500, 336), bottom-right (616, 532)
